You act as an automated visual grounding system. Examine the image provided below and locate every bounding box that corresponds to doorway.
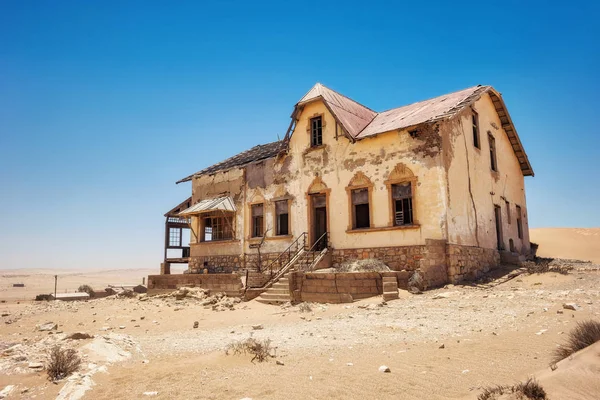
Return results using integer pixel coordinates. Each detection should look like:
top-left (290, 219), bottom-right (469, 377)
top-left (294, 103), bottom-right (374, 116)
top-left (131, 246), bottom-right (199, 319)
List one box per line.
top-left (311, 194), bottom-right (327, 250)
top-left (494, 205), bottom-right (504, 250)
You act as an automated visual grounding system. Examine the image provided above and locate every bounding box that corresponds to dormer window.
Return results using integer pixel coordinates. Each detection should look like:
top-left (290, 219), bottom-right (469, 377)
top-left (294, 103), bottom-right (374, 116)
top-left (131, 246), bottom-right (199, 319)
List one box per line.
top-left (310, 116), bottom-right (323, 147)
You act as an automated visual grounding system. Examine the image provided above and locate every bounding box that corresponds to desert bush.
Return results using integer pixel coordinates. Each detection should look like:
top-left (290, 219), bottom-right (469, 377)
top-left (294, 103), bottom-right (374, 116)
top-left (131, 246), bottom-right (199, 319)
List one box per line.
top-left (77, 284), bottom-right (95, 298)
top-left (298, 302), bottom-right (312, 313)
top-left (551, 319), bottom-right (600, 365)
top-left (46, 346), bottom-right (81, 381)
top-left (478, 378), bottom-right (547, 400)
top-left (225, 337), bottom-right (274, 363)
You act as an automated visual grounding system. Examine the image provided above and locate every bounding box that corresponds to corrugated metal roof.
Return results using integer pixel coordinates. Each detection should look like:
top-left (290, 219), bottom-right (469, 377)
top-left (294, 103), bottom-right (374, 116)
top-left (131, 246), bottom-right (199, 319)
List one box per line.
top-left (298, 83), bottom-right (377, 138)
top-left (177, 141), bottom-right (283, 183)
top-left (178, 196), bottom-right (236, 216)
top-left (356, 86), bottom-right (489, 138)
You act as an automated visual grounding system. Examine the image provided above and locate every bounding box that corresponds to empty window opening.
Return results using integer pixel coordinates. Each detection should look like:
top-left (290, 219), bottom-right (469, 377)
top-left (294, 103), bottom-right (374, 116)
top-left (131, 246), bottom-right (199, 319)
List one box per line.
top-left (516, 205), bottom-right (523, 239)
top-left (505, 200), bottom-right (511, 224)
top-left (472, 110), bottom-right (480, 148)
top-left (489, 132), bottom-right (498, 171)
top-left (351, 188), bottom-right (370, 229)
top-left (310, 116), bottom-right (323, 147)
top-left (509, 238), bottom-right (515, 252)
top-left (251, 203), bottom-right (264, 238)
top-left (494, 205), bottom-right (504, 250)
top-left (275, 200), bottom-right (289, 236)
top-left (392, 183), bottom-right (413, 225)
top-left (203, 214), bottom-right (233, 242)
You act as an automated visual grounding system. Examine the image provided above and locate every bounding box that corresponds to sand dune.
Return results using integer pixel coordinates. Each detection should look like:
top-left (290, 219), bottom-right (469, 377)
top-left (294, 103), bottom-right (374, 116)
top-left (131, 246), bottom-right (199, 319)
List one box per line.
top-left (530, 227), bottom-right (600, 264)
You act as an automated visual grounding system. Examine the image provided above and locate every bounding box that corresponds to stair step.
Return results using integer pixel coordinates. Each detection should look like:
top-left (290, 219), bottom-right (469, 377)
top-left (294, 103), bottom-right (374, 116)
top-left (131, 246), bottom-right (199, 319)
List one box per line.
top-left (265, 288), bottom-right (290, 295)
top-left (258, 293), bottom-right (291, 300)
top-left (255, 297), bottom-right (290, 305)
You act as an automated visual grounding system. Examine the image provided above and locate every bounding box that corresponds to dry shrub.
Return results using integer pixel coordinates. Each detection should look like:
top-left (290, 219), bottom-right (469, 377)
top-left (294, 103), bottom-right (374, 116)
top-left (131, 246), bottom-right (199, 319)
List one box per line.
top-left (77, 284), bottom-right (95, 298)
top-left (46, 346), bottom-right (81, 381)
top-left (225, 338), bottom-right (274, 363)
top-left (551, 319), bottom-right (600, 365)
top-left (478, 378), bottom-right (547, 400)
top-left (298, 302), bottom-right (312, 313)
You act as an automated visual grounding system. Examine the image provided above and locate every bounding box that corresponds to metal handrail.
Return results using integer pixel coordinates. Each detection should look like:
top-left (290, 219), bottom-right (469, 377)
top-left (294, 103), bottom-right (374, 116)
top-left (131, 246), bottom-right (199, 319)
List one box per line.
top-left (262, 232), bottom-right (307, 281)
top-left (299, 231), bottom-right (329, 271)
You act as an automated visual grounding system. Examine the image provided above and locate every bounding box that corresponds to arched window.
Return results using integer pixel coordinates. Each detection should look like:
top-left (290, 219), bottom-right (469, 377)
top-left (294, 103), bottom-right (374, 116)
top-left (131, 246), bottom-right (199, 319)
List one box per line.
top-left (385, 163), bottom-right (417, 227)
top-left (346, 172), bottom-right (373, 230)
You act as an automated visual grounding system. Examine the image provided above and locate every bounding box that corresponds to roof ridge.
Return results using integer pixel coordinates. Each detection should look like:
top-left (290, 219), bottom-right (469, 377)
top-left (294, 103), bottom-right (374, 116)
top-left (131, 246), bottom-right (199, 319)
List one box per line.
top-left (318, 83), bottom-right (378, 114)
top-left (376, 85), bottom-right (488, 115)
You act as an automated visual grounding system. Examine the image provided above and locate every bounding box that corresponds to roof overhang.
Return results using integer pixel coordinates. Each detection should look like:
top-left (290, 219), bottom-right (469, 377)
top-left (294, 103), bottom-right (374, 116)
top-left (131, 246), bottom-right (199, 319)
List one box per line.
top-left (178, 196), bottom-right (236, 216)
top-left (486, 88), bottom-right (534, 177)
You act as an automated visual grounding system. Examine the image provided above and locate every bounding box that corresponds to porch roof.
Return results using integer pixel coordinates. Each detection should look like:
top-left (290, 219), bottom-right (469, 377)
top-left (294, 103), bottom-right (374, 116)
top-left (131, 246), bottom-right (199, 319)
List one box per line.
top-left (178, 196), bottom-right (236, 216)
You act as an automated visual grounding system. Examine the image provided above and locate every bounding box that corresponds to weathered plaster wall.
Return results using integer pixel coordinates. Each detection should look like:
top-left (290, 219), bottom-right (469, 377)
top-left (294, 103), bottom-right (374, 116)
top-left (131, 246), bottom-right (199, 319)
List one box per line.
top-left (442, 93), bottom-right (530, 254)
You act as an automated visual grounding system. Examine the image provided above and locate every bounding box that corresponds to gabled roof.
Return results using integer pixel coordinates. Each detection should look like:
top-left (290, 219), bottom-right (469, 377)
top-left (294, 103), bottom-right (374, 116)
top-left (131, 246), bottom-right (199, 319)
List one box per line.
top-left (177, 141), bottom-right (284, 183)
top-left (296, 83), bottom-right (533, 176)
top-left (297, 83), bottom-right (377, 138)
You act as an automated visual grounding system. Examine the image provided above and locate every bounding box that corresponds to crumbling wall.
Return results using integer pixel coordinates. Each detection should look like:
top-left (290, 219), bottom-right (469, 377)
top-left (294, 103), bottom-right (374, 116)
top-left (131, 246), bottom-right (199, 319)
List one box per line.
top-left (147, 274), bottom-right (243, 296)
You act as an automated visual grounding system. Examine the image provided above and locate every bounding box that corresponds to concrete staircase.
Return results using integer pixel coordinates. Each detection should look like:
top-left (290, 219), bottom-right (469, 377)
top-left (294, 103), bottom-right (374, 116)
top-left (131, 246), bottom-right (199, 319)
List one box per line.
top-left (382, 276), bottom-right (399, 301)
top-left (255, 274), bottom-right (291, 305)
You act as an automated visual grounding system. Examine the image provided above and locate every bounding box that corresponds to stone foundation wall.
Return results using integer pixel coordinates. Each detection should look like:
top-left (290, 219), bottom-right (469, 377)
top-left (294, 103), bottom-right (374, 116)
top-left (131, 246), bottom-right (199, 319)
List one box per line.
top-left (289, 271), bottom-right (409, 304)
top-left (246, 271), bottom-right (271, 288)
top-left (447, 244), bottom-right (500, 283)
top-left (188, 252), bottom-right (282, 274)
top-left (331, 246), bottom-right (426, 271)
top-left (147, 274), bottom-right (243, 296)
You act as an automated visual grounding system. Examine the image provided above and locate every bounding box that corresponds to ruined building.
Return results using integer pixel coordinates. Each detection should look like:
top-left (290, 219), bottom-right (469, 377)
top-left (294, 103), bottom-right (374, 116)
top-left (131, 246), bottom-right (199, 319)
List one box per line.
top-left (161, 83), bottom-right (533, 288)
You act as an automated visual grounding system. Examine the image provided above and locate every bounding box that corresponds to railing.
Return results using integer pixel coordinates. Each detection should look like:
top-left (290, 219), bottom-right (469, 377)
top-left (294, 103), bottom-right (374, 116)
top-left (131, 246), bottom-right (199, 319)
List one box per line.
top-left (246, 232), bottom-right (308, 289)
top-left (297, 232), bottom-right (329, 271)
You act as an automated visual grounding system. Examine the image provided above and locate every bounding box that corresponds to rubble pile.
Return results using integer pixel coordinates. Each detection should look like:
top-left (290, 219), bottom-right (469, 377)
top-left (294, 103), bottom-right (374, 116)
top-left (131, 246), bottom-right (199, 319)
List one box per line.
top-left (139, 287), bottom-right (241, 311)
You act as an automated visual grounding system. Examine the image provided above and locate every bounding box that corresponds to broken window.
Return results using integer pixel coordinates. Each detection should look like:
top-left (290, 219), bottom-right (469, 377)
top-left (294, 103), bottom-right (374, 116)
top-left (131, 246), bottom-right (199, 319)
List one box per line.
top-left (310, 116), bottom-right (323, 147)
top-left (489, 132), bottom-right (498, 171)
top-left (472, 110), bottom-right (480, 149)
top-left (251, 203), bottom-right (264, 238)
top-left (203, 214), bottom-right (233, 242)
top-left (351, 188), bottom-right (370, 229)
top-left (391, 183), bottom-right (413, 226)
top-left (505, 200), bottom-right (511, 224)
top-left (494, 205), bottom-right (504, 250)
top-left (516, 205), bottom-right (523, 239)
top-left (275, 200), bottom-right (289, 236)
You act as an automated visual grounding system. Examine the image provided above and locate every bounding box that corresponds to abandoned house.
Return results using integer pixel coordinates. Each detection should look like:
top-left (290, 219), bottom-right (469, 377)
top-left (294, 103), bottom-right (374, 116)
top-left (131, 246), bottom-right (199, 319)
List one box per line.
top-left (160, 83), bottom-right (533, 290)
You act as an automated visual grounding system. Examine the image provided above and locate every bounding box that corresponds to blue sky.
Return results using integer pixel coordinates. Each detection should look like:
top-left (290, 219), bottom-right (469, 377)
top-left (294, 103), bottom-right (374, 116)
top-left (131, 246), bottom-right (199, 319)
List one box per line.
top-left (1, 1), bottom-right (598, 270)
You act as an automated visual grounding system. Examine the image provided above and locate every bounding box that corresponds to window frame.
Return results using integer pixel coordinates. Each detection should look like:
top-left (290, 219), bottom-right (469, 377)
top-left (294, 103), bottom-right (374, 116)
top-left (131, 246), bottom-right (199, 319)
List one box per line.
top-left (505, 200), bottom-right (511, 224)
top-left (250, 203), bottom-right (265, 238)
top-left (472, 109), bottom-right (481, 149)
top-left (516, 205), bottom-right (523, 239)
top-left (345, 174), bottom-right (373, 231)
top-left (200, 212), bottom-right (235, 242)
top-left (310, 116), bottom-right (323, 147)
top-left (488, 132), bottom-right (498, 172)
top-left (385, 175), bottom-right (417, 228)
top-left (273, 199), bottom-right (291, 237)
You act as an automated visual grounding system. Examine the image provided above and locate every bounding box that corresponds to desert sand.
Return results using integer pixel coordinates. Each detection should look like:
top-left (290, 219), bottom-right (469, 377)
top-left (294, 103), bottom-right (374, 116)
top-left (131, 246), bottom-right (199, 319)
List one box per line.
top-left (1, 229), bottom-right (599, 399)
top-left (530, 227), bottom-right (600, 264)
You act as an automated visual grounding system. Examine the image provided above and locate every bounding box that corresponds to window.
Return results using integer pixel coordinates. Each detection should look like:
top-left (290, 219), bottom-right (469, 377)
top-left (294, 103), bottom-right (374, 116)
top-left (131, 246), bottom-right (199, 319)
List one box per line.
top-left (472, 110), bottom-right (480, 148)
top-left (251, 203), bottom-right (264, 238)
top-left (516, 205), bottom-right (523, 239)
top-left (505, 200), bottom-right (511, 224)
top-left (391, 183), bottom-right (413, 225)
top-left (489, 132), bottom-right (498, 171)
top-left (351, 188), bottom-right (370, 229)
top-left (168, 227), bottom-right (182, 247)
top-left (203, 214), bottom-right (233, 242)
top-left (310, 116), bottom-right (323, 147)
top-left (494, 205), bottom-right (504, 250)
top-left (275, 200), bottom-right (289, 236)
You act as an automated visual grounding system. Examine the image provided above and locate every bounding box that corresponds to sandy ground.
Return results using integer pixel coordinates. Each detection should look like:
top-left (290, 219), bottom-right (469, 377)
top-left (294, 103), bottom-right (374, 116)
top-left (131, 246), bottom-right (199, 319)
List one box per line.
top-left (530, 227), bottom-right (600, 264)
top-left (1, 266), bottom-right (599, 400)
top-left (0, 266), bottom-right (187, 301)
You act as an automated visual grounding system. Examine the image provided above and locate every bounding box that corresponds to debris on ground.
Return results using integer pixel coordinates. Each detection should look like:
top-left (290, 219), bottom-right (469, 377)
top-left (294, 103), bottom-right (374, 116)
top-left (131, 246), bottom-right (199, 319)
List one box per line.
top-left (335, 258), bottom-right (391, 273)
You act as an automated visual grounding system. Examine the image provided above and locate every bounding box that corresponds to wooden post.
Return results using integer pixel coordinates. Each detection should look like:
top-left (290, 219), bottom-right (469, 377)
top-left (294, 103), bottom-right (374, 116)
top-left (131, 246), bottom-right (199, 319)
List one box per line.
top-left (54, 275), bottom-right (57, 299)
